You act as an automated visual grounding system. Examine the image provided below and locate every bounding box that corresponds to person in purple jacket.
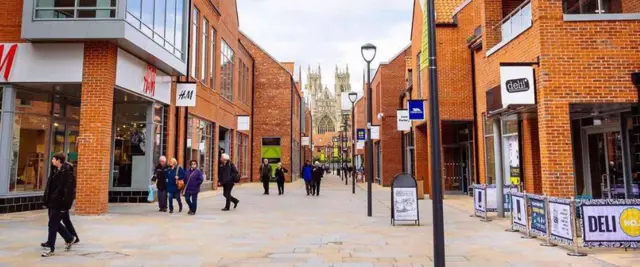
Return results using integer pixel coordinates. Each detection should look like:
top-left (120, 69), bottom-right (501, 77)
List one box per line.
top-left (184, 160), bottom-right (204, 215)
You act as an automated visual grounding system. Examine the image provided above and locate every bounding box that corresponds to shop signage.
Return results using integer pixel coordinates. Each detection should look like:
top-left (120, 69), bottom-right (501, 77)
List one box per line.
top-left (176, 83), bottom-right (197, 107)
top-left (581, 199), bottom-right (640, 248)
top-left (511, 192), bottom-right (527, 230)
top-left (237, 116), bottom-right (250, 131)
top-left (356, 140), bottom-right (364, 150)
top-left (301, 137), bottom-right (310, 146)
top-left (371, 126), bottom-right (380, 140)
top-left (549, 198), bottom-right (574, 245)
top-left (473, 184), bottom-right (486, 216)
top-left (529, 195), bottom-right (547, 237)
top-left (391, 173), bottom-right (420, 225)
top-left (397, 109), bottom-right (411, 131)
top-left (356, 129), bottom-right (366, 141)
top-left (408, 100), bottom-right (425, 121)
top-left (486, 184), bottom-right (518, 212)
top-left (116, 49), bottom-right (171, 104)
top-left (0, 43), bottom-right (84, 83)
top-left (499, 65), bottom-right (536, 107)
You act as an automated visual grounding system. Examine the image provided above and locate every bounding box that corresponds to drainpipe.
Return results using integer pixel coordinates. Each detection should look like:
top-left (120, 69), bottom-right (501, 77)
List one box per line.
top-left (250, 59), bottom-right (256, 182)
top-left (470, 50), bottom-right (480, 185)
top-left (290, 76), bottom-right (295, 181)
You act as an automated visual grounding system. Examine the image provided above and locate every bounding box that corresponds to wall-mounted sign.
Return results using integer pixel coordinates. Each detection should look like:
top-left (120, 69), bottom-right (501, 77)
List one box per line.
top-left (408, 100), bottom-right (425, 121)
top-left (357, 141), bottom-right (364, 150)
top-left (116, 49), bottom-right (171, 104)
top-left (176, 83), bottom-right (197, 107)
top-left (237, 116), bottom-right (250, 131)
top-left (356, 129), bottom-right (366, 141)
top-left (500, 65), bottom-right (536, 107)
top-left (371, 126), bottom-right (380, 140)
top-left (397, 109), bottom-right (411, 131)
top-left (0, 43), bottom-right (84, 83)
top-left (301, 137), bottom-right (310, 146)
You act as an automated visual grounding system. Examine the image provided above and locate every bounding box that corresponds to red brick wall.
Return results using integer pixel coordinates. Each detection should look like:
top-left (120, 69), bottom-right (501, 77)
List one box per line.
top-left (75, 42), bottom-right (117, 215)
top-left (0, 0), bottom-right (23, 42)
top-left (240, 34), bottom-right (295, 183)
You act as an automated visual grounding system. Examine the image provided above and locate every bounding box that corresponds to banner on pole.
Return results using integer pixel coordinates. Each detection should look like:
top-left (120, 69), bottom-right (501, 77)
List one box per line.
top-left (528, 194), bottom-right (547, 237)
top-left (237, 116), bottom-right (250, 131)
top-left (510, 192), bottom-right (527, 231)
top-left (301, 137), bottom-right (310, 146)
top-left (549, 197), bottom-right (574, 245)
top-left (408, 100), bottom-right (425, 121)
top-left (397, 109), bottom-right (411, 131)
top-left (420, 0), bottom-right (429, 70)
top-left (581, 199), bottom-right (640, 248)
top-left (356, 140), bottom-right (364, 150)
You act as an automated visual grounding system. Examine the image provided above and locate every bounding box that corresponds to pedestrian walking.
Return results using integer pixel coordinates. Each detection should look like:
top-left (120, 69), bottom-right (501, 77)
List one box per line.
top-left (218, 153), bottom-right (239, 211)
top-left (275, 162), bottom-right (288, 195)
top-left (184, 160), bottom-right (204, 215)
top-left (301, 160), bottom-right (314, 196)
top-left (260, 159), bottom-right (272, 195)
top-left (151, 156), bottom-right (170, 212)
top-left (41, 153), bottom-right (79, 257)
top-left (311, 161), bottom-right (324, 196)
top-left (166, 158), bottom-right (185, 213)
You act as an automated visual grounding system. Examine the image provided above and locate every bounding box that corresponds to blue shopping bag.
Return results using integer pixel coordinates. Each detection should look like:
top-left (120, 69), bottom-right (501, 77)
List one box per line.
top-left (147, 184), bottom-right (155, 202)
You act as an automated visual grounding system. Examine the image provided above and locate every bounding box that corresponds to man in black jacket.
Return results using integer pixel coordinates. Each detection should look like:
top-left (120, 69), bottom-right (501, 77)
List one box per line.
top-left (151, 156), bottom-right (169, 212)
top-left (260, 158), bottom-right (272, 195)
top-left (311, 161), bottom-right (324, 196)
top-left (218, 153), bottom-right (239, 211)
top-left (41, 153), bottom-right (78, 257)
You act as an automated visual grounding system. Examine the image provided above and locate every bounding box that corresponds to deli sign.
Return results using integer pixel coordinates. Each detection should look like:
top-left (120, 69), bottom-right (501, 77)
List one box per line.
top-left (500, 65), bottom-right (536, 107)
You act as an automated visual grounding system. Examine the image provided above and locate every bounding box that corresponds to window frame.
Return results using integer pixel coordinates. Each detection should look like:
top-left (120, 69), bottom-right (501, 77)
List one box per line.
top-left (190, 7), bottom-right (199, 79)
top-left (210, 27), bottom-right (217, 90)
top-left (220, 39), bottom-right (235, 101)
top-left (34, 0), bottom-right (118, 20)
top-left (201, 19), bottom-right (209, 84)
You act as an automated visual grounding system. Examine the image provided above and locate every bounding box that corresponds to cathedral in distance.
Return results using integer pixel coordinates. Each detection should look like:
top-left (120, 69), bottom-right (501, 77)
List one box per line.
top-left (306, 65), bottom-right (352, 135)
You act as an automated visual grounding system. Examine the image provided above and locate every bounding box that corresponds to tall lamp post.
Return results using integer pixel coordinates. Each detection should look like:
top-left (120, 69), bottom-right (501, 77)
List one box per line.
top-left (341, 114), bottom-right (349, 185)
top-left (361, 43), bottom-right (376, 217)
top-left (348, 92), bottom-right (358, 194)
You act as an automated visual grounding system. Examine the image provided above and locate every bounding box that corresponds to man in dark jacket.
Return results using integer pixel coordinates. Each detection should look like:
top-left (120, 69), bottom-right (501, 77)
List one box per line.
top-left (151, 156), bottom-right (169, 212)
top-left (311, 161), bottom-right (324, 196)
top-left (41, 153), bottom-right (78, 257)
top-left (218, 153), bottom-right (239, 211)
top-left (260, 158), bottom-right (272, 195)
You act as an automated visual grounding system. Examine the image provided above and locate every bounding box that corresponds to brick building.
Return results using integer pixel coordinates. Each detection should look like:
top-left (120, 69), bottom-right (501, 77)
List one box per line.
top-left (240, 33), bottom-right (305, 183)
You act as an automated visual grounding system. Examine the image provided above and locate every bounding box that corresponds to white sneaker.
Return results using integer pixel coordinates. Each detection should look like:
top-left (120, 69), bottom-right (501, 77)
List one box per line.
top-left (65, 236), bottom-right (76, 251)
top-left (41, 248), bottom-right (54, 257)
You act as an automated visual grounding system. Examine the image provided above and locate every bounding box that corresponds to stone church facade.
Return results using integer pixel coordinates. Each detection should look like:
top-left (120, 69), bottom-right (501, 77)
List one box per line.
top-left (306, 65), bottom-right (352, 135)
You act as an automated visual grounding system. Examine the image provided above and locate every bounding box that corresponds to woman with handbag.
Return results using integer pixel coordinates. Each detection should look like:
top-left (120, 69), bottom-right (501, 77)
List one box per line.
top-left (183, 160), bottom-right (203, 215)
top-left (166, 158), bottom-right (185, 213)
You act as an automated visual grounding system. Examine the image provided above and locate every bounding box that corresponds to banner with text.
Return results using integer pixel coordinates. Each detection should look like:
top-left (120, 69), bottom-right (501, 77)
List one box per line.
top-left (176, 83), bottom-right (197, 107)
top-left (581, 199), bottom-right (640, 248)
top-left (473, 184), bottom-right (487, 216)
top-left (528, 194), bottom-right (547, 237)
top-left (408, 100), bottom-right (425, 121)
top-left (510, 192), bottom-right (527, 231)
top-left (549, 197), bottom-right (574, 245)
top-left (397, 109), bottom-right (411, 131)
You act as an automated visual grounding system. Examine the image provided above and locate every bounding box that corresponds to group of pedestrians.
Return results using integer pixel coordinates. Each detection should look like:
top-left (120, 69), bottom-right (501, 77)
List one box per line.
top-left (301, 161), bottom-right (325, 196)
top-left (259, 159), bottom-right (290, 195)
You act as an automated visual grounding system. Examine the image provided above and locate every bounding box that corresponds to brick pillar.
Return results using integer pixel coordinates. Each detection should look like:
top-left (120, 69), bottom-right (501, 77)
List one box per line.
top-left (75, 42), bottom-right (117, 215)
top-left (538, 102), bottom-right (575, 197)
top-left (522, 117), bottom-right (542, 194)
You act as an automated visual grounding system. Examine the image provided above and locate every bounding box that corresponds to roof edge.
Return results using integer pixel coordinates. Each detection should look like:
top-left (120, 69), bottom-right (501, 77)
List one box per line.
top-left (239, 30), bottom-right (295, 80)
top-left (452, 0), bottom-right (472, 17)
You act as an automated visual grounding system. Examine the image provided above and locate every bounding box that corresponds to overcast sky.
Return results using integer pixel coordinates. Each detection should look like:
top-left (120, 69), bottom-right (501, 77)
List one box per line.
top-left (237, 0), bottom-right (412, 95)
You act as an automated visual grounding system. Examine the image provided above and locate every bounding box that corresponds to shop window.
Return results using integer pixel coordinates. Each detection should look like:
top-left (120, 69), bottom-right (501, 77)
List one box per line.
top-left (563, 0), bottom-right (633, 14)
top-left (220, 40), bottom-right (235, 101)
top-left (35, 0), bottom-right (117, 19)
top-left (502, 116), bottom-right (520, 186)
top-left (484, 115), bottom-right (496, 185)
top-left (187, 116), bottom-right (214, 181)
top-left (153, 104), bottom-right (166, 165)
top-left (201, 19), bottom-right (209, 84)
top-left (235, 133), bottom-right (249, 177)
top-left (10, 113), bottom-right (50, 192)
top-left (190, 8), bottom-right (199, 79)
top-left (210, 27), bottom-right (217, 88)
top-left (112, 104), bottom-right (149, 188)
top-left (125, 0), bottom-right (186, 60)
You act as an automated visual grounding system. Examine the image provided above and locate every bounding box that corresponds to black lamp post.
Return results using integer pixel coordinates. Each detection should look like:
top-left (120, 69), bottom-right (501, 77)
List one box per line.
top-left (348, 92), bottom-right (358, 194)
top-left (341, 115), bottom-right (349, 185)
top-left (361, 43), bottom-right (376, 217)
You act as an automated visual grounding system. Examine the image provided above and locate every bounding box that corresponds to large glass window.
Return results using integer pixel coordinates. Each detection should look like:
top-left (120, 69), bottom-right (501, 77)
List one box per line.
top-left (190, 8), bottom-right (199, 79)
top-left (210, 27), bottom-right (217, 88)
top-left (563, 0), bottom-right (634, 14)
top-left (125, 0), bottom-right (186, 60)
top-left (153, 104), bottom-right (166, 165)
top-left (238, 60), bottom-right (249, 104)
top-left (187, 116), bottom-right (214, 181)
top-left (484, 115), bottom-right (496, 185)
top-left (201, 19), bottom-right (209, 84)
top-left (112, 104), bottom-right (148, 188)
top-left (220, 40), bottom-right (235, 101)
top-left (235, 133), bottom-right (249, 178)
top-left (35, 0), bottom-right (116, 19)
top-left (502, 116), bottom-right (520, 186)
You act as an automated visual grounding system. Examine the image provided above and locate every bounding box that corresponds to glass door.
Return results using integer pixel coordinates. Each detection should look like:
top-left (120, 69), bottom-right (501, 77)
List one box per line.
top-left (585, 131), bottom-right (624, 199)
top-left (50, 121), bottom-right (79, 175)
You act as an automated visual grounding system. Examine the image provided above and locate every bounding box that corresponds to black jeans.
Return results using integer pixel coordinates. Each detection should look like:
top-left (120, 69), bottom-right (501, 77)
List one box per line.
top-left (184, 192), bottom-right (198, 213)
top-left (157, 189), bottom-right (168, 210)
top-left (304, 180), bottom-right (312, 195)
top-left (262, 179), bottom-right (270, 194)
top-left (223, 183), bottom-right (238, 209)
top-left (277, 180), bottom-right (285, 194)
top-left (312, 180), bottom-right (321, 195)
top-left (47, 208), bottom-right (74, 251)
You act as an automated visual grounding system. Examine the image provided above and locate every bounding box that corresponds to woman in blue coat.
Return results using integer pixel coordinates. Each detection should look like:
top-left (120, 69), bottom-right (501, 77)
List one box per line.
top-left (166, 158), bottom-right (185, 213)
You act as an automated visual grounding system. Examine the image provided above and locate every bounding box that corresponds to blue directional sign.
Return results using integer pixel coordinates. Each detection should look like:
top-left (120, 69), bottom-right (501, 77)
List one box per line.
top-left (408, 100), bottom-right (425, 121)
top-left (356, 129), bottom-right (366, 141)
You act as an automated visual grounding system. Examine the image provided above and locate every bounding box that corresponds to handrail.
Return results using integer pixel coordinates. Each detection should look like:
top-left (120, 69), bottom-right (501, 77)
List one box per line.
top-left (491, 0), bottom-right (532, 30)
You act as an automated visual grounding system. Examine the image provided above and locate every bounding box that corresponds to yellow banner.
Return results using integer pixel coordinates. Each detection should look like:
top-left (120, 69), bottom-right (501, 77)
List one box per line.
top-left (420, 0), bottom-right (429, 70)
top-left (320, 153), bottom-right (325, 161)
top-left (333, 147), bottom-right (339, 157)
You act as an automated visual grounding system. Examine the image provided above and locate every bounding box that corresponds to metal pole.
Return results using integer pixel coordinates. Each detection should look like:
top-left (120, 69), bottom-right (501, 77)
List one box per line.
top-left (352, 102), bottom-right (356, 194)
top-left (366, 61), bottom-right (373, 217)
top-left (521, 192), bottom-right (535, 239)
top-left (567, 197), bottom-right (587, 256)
top-left (505, 191), bottom-right (518, 232)
top-left (426, 0), bottom-right (445, 264)
top-left (344, 125), bottom-right (347, 186)
top-left (540, 195), bottom-right (556, 247)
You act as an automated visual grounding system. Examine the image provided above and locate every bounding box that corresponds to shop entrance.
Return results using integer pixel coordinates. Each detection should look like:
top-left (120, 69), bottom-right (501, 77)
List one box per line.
top-left (582, 125), bottom-right (624, 199)
top-left (50, 120), bottom-right (79, 172)
top-left (443, 143), bottom-right (473, 194)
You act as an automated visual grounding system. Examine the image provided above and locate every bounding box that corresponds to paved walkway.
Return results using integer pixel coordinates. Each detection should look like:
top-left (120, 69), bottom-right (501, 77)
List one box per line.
top-left (0, 175), bottom-right (635, 267)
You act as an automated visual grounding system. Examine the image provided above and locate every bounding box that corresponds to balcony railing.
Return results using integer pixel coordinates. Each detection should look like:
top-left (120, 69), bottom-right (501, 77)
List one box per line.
top-left (487, 0), bottom-right (533, 55)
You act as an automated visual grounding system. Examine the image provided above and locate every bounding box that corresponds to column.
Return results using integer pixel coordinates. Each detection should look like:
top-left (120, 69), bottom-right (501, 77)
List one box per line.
top-left (75, 42), bottom-right (117, 215)
top-left (0, 86), bottom-right (16, 195)
top-left (538, 102), bottom-right (574, 197)
top-left (493, 119), bottom-right (504, 217)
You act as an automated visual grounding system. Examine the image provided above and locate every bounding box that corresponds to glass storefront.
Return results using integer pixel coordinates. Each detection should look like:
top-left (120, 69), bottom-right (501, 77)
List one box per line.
top-left (483, 115), bottom-right (496, 185)
top-left (187, 116), bottom-right (214, 182)
top-left (501, 115), bottom-right (520, 186)
top-left (235, 132), bottom-right (249, 178)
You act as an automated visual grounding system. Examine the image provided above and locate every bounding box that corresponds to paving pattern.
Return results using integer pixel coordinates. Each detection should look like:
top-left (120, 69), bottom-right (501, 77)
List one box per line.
top-left (0, 175), bottom-right (635, 267)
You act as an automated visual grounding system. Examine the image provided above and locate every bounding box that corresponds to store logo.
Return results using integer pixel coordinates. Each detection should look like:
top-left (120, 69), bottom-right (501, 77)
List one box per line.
top-left (143, 64), bottom-right (157, 97)
top-left (505, 78), bottom-right (530, 93)
top-left (411, 108), bottom-right (423, 114)
top-left (620, 207), bottom-right (640, 237)
top-left (0, 44), bottom-right (18, 81)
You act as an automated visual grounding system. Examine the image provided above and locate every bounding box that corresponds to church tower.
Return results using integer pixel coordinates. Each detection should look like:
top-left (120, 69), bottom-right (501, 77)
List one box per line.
top-left (334, 65), bottom-right (352, 130)
top-left (305, 65), bottom-right (322, 110)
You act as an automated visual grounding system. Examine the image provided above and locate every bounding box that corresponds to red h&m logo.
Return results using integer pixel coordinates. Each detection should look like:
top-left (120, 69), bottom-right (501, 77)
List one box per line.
top-left (0, 44), bottom-right (18, 81)
top-left (143, 64), bottom-right (157, 97)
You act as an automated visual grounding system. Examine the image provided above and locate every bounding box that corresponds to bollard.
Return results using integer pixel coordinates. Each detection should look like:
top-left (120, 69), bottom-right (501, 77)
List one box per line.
top-left (540, 194), bottom-right (556, 247)
top-left (567, 197), bottom-right (587, 257)
top-left (521, 192), bottom-right (535, 239)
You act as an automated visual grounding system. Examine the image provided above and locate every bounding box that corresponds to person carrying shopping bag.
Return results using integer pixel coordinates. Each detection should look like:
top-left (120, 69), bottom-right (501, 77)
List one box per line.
top-left (166, 158), bottom-right (185, 213)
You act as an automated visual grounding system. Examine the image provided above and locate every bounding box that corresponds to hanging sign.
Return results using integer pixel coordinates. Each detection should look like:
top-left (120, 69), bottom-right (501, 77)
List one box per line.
top-left (549, 197), bottom-right (574, 245)
top-left (391, 173), bottom-right (420, 225)
top-left (301, 137), bottom-right (310, 146)
top-left (176, 83), bottom-right (197, 107)
top-left (237, 116), bottom-right (250, 131)
top-left (356, 129), bottom-right (366, 141)
top-left (528, 194), bottom-right (547, 237)
top-left (581, 199), bottom-right (640, 248)
top-left (408, 100), bottom-right (425, 121)
top-left (356, 141), bottom-right (364, 150)
top-left (397, 109), bottom-right (411, 131)
top-left (510, 192), bottom-right (527, 231)
top-left (371, 126), bottom-right (380, 140)
top-left (500, 65), bottom-right (536, 107)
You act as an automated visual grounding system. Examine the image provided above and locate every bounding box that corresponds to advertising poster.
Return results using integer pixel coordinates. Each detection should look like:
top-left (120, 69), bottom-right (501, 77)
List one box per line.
top-left (393, 188), bottom-right (418, 221)
top-left (473, 185), bottom-right (486, 216)
top-left (356, 129), bottom-right (366, 141)
top-left (506, 135), bottom-right (520, 185)
top-left (511, 193), bottom-right (527, 230)
top-left (549, 198), bottom-right (573, 245)
top-left (581, 199), bottom-right (640, 248)
top-left (397, 110), bottom-right (411, 131)
top-left (486, 185), bottom-right (518, 212)
top-left (529, 195), bottom-right (547, 237)
top-left (408, 100), bottom-right (425, 121)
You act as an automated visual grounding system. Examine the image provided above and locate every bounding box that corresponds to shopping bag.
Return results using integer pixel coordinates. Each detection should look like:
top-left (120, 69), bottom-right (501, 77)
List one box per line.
top-left (147, 184), bottom-right (156, 202)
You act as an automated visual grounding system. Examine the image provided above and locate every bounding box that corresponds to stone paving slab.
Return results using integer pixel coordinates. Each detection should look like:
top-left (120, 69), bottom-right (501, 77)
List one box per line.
top-left (0, 175), bottom-right (632, 267)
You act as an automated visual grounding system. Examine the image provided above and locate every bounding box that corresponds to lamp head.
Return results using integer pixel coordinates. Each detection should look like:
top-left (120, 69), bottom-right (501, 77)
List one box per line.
top-left (361, 43), bottom-right (377, 63)
top-left (348, 92), bottom-right (358, 103)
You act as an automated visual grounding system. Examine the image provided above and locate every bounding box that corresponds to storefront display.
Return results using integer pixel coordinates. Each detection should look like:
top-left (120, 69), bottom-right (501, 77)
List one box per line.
top-left (187, 116), bottom-right (214, 183)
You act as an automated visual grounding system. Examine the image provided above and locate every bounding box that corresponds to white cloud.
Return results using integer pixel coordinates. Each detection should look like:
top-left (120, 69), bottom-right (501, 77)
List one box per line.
top-left (237, 0), bottom-right (412, 95)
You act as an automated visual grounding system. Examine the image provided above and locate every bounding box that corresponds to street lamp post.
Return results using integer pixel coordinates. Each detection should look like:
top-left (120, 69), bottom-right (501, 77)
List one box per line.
top-left (342, 115), bottom-right (349, 185)
top-left (361, 43), bottom-right (376, 217)
top-left (348, 92), bottom-right (358, 194)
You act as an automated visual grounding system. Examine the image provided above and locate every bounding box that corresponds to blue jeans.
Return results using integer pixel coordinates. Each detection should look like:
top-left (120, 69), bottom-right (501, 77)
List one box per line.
top-left (184, 192), bottom-right (198, 213)
top-left (168, 191), bottom-right (182, 212)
